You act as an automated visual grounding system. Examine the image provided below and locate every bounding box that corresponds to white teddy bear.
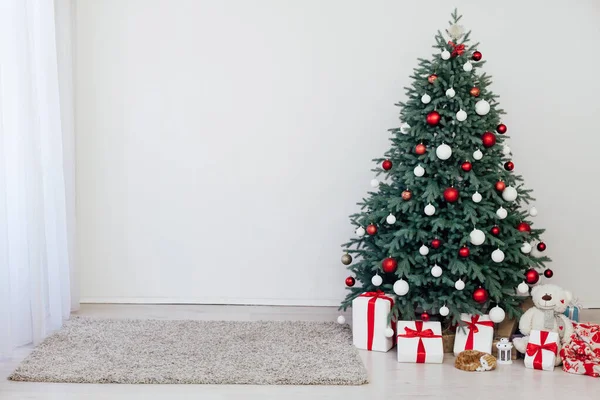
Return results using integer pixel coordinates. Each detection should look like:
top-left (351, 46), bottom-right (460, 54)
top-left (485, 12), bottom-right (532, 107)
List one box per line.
top-left (513, 283), bottom-right (575, 366)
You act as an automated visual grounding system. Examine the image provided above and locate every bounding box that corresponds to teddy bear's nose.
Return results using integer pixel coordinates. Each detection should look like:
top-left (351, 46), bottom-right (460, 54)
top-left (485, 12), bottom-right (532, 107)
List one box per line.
top-left (542, 294), bottom-right (552, 301)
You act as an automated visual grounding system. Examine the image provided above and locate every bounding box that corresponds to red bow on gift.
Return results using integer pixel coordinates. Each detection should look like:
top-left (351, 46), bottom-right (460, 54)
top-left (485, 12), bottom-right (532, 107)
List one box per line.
top-left (397, 321), bottom-right (442, 363)
top-left (359, 291), bottom-right (395, 351)
top-left (462, 315), bottom-right (494, 350)
top-left (448, 41), bottom-right (465, 57)
top-left (526, 331), bottom-right (558, 370)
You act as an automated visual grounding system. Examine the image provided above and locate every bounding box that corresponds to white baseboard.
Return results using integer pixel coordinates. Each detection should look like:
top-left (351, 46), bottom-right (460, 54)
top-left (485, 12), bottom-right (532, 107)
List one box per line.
top-left (80, 297), bottom-right (342, 307)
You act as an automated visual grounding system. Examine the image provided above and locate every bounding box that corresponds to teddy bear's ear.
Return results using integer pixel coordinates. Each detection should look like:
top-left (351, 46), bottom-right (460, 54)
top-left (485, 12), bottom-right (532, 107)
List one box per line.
top-left (564, 290), bottom-right (573, 304)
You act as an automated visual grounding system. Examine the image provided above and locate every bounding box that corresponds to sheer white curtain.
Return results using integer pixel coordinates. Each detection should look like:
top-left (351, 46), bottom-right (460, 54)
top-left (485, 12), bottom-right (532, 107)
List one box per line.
top-left (0, 0), bottom-right (76, 358)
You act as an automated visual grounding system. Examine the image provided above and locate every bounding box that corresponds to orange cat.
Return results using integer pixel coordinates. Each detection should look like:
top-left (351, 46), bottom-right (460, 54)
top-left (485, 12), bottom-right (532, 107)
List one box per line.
top-left (455, 350), bottom-right (497, 372)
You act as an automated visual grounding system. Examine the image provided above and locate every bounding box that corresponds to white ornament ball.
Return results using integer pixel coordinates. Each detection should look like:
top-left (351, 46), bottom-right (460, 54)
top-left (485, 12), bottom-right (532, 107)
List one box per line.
top-left (520, 242), bottom-right (532, 254)
top-left (472, 191), bottom-right (482, 203)
top-left (419, 245), bottom-right (430, 256)
top-left (393, 279), bottom-right (410, 296)
top-left (530, 245), bottom-right (543, 258)
top-left (496, 207), bottom-right (508, 219)
top-left (371, 274), bottom-right (383, 286)
top-left (414, 165), bottom-right (425, 177)
top-left (439, 305), bottom-right (450, 316)
top-left (436, 143), bottom-right (453, 160)
top-left (475, 99), bottom-right (491, 116)
top-left (337, 315), bottom-right (346, 324)
top-left (473, 149), bottom-right (483, 160)
top-left (431, 264), bottom-right (443, 277)
top-left (400, 123), bottom-right (411, 134)
top-left (386, 214), bottom-right (396, 224)
top-left (502, 186), bottom-right (518, 202)
top-left (441, 50), bottom-right (451, 60)
top-left (356, 226), bottom-right (365, 237)
top-left (502, 145), bottom-right (511, 156)
top-left (455, 279), bottom-right (465, 291)
top-left (470, 229), bottom-right (486, 246)
top-left (421, 94), bottom-right (431, 104)
top-left (424, 203), bottom-right (436, 216)
top-left (456, 109), bottom-right (467, 122)
top-left (446, 87), bottom-right (456, 98)
top-left (384, 327), bottom-right (395, 338)
top-left (463, 61), bottom-right (473, 72)
top-left (517, 281), bottom-right (530, 294)
top-left (529, 206), bottom-right (538, 217)
top-left (491, 248), bottom-right (505, 263)
top-left (489, 306), bottom-right (506, 323)
top-left (370, 179), bottom-right (380, 188)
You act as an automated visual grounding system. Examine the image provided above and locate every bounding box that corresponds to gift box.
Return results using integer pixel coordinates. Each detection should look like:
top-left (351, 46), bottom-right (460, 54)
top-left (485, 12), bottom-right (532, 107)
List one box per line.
top-left (453, 314), bottom-right (494, 356)
top-left (352, 291), bottom-right (395, 352)
top-left (524, 330), bottom-right (559, 371)
top-left (563, 306), bottom-right (580, 322)
top-left (397, 320), bottom-right (444, 363)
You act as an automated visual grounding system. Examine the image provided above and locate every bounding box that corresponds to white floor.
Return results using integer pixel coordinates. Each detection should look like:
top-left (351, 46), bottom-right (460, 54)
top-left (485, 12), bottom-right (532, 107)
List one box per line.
top-left (1, 304), bottom-right (598, 400)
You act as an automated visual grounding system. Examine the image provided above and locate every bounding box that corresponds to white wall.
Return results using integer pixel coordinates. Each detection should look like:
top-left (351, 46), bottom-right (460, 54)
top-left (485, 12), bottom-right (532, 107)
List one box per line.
top-left (75, 0), bottom-right (600, 307)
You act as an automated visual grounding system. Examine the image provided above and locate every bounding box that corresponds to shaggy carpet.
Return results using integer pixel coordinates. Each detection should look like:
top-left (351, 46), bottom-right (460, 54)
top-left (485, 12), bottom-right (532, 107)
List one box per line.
top-left (9, 317), bottom-right (367, 385)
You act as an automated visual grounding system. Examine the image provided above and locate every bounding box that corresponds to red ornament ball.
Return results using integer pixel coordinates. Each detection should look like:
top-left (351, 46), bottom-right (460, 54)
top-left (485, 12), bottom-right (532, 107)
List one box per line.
top-left (459, 246), bottom-right (470, 258)
top-left (504, 161), bottom-right (514, 171)
top-left (497, 124), bottom-right (507, 134)
top-left (472, 51), bottom-right (482, 61)
top-left (382, 257), bottom-right (398, 273)
top-left (431, 238), bottom-right (441, 249)
top-left (461, 161), bottom-right (472, 172)
top-left (382, 159), bottom-right (393, 171)
top-left (426, 111), bottom-right (441, 126)
top-left (470, 87), bottom-right (480, 97)
top-left (517, 222), bottom-right (531, 233)
top-left (525, 268), bottom-right (540, 284)
top-left (421, 312), bottom-right (430, 322)
top-left (366, 224), bottom-right (378, 235)
top-left (345, 276), bottom-right (355, 287)
top-left (491, 226), bottom-right (500, 236)
top-left (415, 143), bottom-right (427, 155)
top-left (544, 269), bottom-right (554, 278)
top-left (472, 287), bottom-right (489, 304)
top-left (428, 74), bottom-right (438, 84)
top-left (481, 132), bottom-right (496, 148)
top-left (495, 181), bottom-right (506, 191)
top-left (402, 190), bottom-right (412, 201)
top-left (537, 242), bottom-right (547, 252)
top-left (443, 187), bottom-right (459, 202)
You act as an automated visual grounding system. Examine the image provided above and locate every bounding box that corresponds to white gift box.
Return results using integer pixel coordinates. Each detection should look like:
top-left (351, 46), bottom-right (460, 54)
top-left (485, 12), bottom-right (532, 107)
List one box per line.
top-left (524, 330), bottom-right (559, 371)
top-left (453, 314), bottom-right (494, 356)
top-left (352, 291), bottom-right (395, 352)
top-left (396, 320), bottom-right (444, 363)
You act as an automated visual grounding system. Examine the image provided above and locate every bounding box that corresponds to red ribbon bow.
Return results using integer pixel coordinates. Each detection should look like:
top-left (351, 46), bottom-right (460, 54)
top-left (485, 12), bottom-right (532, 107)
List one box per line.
top-left (526, 331), bottom-right (558, 370)
top-left (448, 41), bottom-right (465, 57)
top-left (462, 315), bottom-right (494, 350)
top-left (397, 321), bottom-right (442, 363)
top-left (359, 291), bottom-right (394, 351)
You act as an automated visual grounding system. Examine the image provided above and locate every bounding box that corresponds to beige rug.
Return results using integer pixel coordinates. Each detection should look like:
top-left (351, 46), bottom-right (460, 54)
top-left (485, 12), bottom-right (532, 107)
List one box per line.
top-left (9, 317), bottom-right (367, 385)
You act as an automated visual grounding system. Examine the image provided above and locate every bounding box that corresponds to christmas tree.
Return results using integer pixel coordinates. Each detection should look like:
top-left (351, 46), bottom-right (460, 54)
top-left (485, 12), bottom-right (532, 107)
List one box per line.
top-left (340, 10), bottom-right (551, 323)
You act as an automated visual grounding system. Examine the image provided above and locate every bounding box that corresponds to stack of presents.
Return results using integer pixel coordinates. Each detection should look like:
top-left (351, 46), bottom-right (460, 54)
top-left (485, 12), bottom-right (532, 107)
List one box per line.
top-left (352, 291), bottom-right (590, 374)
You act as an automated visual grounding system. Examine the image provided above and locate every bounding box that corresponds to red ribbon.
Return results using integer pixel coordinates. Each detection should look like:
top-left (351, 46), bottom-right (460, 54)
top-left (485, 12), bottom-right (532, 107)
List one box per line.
top-left (397, 321), bottom-right (442, 363)
top-left (359, 291), bottom-right (394, 351)
top-left (526, 331), bottom-right (558, 370)
top-left (448, 41), bottom-right (465, 57)
top-left (462, 315), bottom-right (495, 350)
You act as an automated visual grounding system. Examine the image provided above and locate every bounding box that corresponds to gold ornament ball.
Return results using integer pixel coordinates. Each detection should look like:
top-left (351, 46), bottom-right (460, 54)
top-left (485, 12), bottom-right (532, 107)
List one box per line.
top-left (402, 190), bottom-right (412, 201)
top-left (341, 253), bottom-right (352, 265)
